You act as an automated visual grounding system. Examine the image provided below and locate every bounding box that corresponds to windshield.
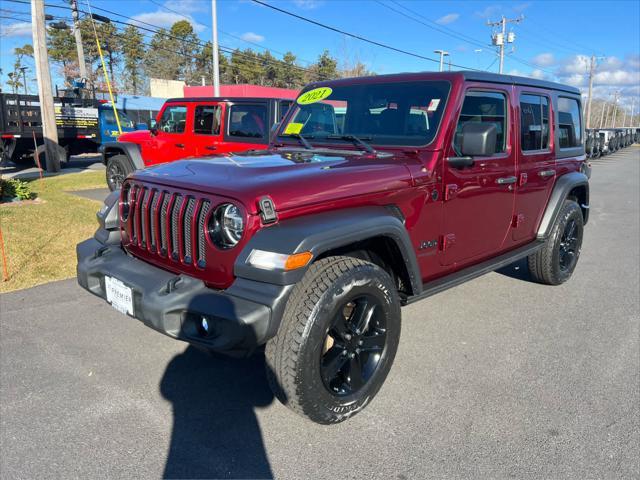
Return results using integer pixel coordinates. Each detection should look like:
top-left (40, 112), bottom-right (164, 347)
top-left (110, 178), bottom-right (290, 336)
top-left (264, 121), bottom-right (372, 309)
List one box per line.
top-left (279, 80), bottom-right (450, 147)
top-left (102, 108), bottom-right (134, 129)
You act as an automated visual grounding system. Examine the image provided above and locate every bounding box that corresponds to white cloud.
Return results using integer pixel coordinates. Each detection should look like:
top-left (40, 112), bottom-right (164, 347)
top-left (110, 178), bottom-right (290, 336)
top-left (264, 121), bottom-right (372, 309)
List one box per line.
top-left (240, 32), bottom-right (265, 43)
top-left (131, 11), bottom-right (205, 33)
top-left (292, 0), bottom-right (324, 9)
top-left (0, 22), bottom-right (32, 38)
top-left (532, 53), bottom-right (555, 67)
top-left (512, 2), bottom-right (532, 13)
top-left (475, 5), bottom-right (501, 19)
top-left (436, 13), bottom-right (460, 25)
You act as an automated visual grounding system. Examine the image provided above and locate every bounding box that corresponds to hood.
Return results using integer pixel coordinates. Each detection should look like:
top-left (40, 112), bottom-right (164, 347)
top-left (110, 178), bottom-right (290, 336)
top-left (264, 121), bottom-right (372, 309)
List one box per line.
top-left (118, 130), bottom-right (151, 143)
top-left (132, 149), bottom-right (413, 214)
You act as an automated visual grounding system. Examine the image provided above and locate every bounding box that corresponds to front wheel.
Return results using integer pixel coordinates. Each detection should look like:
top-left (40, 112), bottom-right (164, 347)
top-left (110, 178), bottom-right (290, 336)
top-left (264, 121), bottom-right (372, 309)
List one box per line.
top-left (106, 154), bottom-right (133, 191)
top-left (265, 256), bottom-right (401, 424)
top-left (528, 199), bottom-right (584, 285)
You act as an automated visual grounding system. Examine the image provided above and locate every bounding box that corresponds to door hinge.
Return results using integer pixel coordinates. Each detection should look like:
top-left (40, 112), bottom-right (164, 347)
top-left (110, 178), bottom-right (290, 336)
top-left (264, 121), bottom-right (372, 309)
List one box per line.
top-left (444, 184), bottom-right (459, 201)
top-left (512, 213), bottom-right (525, 228)
top-left (440, 233), bottom-right (456, 251)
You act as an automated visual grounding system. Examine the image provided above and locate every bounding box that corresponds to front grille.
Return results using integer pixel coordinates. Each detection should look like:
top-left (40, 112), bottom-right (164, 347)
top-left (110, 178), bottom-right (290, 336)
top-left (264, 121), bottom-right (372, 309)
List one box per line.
top-left (126, 185), bottom-right (211, 269)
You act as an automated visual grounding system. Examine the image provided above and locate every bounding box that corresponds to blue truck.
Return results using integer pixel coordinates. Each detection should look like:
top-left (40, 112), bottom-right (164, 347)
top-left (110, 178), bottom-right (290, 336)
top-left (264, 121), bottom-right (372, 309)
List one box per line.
top-left (0, 92), bottom-right (160, 167)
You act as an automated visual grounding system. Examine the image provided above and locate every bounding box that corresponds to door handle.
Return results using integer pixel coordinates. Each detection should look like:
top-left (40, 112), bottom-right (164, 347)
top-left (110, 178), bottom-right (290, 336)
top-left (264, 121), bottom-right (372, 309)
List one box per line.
top-left (538, 169), bottom-right (556, 178)
top-left (205, 145), bottom-right (217, 151)
top-left (175, 143), bottom-right (185, 148)
top-left (496, 176), bottom-right (517, 185)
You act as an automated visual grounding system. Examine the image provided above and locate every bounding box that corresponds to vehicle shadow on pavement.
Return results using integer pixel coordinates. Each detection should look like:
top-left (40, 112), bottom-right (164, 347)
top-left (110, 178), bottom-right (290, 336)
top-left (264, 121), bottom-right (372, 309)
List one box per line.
top-left (495, 258), bottom-right (533, 282)
top-left (160, 346), bottom-right (274, 479)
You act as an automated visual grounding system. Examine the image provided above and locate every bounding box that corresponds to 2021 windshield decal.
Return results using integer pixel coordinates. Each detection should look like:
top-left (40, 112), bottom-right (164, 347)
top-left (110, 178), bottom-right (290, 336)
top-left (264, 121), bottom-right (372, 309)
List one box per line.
top-left (297, 87), bottom-right (333, 105)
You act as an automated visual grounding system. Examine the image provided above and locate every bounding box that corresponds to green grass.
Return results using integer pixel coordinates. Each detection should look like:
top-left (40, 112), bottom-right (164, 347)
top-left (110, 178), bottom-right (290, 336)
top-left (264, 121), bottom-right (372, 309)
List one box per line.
top-left (0, 171), bottom-right (107, 293)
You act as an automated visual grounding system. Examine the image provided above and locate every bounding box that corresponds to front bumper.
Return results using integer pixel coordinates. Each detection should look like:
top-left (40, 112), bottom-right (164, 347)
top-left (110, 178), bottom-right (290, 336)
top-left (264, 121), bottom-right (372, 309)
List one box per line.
top-left (77, 238), bottom-right (290, 354)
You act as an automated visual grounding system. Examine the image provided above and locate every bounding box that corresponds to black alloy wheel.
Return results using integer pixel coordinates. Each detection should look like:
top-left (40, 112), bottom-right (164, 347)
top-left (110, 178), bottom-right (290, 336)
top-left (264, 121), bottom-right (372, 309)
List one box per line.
top-left (558, 218), bottom-right (580, 272)
top-left (320, 294), bottom-right (387, 396)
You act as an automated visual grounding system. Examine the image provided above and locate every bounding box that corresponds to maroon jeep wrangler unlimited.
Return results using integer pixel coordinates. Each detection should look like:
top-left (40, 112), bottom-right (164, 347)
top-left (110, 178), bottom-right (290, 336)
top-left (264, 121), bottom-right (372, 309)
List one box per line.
top-left (77, 72), bottom-right (589, 424)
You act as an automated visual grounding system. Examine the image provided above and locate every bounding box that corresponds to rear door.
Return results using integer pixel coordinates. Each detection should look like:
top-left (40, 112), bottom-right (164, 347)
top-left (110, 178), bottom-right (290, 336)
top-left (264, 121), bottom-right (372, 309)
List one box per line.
top-left (512, 88), bottom-right (555, 242)
top-left (441, 86), bottom-right (516, 266)
top-left (222, 101), bottom-right (270, 152)
top-left (190, 102), bottom-right (224, 156)
top-left (142, 103), bottom-right (189, 165)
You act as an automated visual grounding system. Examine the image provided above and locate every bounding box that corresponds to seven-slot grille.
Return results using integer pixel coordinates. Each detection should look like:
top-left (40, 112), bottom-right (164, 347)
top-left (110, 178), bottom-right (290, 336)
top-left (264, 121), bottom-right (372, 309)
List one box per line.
top-left (126, 184), bottom-right (211, 268)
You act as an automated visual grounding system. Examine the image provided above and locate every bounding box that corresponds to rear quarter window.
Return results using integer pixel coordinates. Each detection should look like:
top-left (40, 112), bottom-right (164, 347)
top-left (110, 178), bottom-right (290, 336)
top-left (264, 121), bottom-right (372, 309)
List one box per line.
top-left (558, 97), bottom-right (582, 148)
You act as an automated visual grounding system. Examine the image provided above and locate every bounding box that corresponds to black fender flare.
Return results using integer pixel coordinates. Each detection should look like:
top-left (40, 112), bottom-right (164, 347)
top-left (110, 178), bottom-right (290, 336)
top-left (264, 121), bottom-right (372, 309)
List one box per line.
top-left (102, 141), bottom-right (144, 170)
top-left (537, 172), bottom-right (589, 240)
top-left (233, 206), bottom-right (423, 295)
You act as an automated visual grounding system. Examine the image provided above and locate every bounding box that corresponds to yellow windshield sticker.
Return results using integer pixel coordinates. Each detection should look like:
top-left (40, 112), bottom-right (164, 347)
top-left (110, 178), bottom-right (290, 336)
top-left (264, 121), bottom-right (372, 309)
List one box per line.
top-left (284, 122), bottom-right (304, 135)
top-left (296, 87), bottom-right (333, 105)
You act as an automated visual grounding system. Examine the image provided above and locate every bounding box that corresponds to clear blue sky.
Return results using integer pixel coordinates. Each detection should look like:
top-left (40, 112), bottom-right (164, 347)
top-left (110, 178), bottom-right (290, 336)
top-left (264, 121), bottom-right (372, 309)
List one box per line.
top-left (1, 0), bottom-right (639, 107)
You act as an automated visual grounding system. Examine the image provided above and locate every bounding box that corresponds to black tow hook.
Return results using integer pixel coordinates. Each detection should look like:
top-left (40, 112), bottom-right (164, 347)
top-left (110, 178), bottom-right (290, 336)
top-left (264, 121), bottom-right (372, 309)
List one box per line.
top-left (165, 276), bottom-right (182, 294)
top-left (93, 246), bottom-right (110, 259)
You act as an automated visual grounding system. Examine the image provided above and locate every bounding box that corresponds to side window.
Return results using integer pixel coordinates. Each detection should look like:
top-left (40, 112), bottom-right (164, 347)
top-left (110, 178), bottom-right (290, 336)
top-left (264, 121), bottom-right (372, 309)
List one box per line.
top-left (157, 105), bottom-right (187, 133)
top-left (454, 91), bottom-right (507, 155)
top-left (194, 105), bottom-right (221, 135)
top-left (520, 94), bottom-right (550, 151)
top-left (558, 97), bottom-right (582, 148)
top-left (228, 104), bottom-right (267, 138)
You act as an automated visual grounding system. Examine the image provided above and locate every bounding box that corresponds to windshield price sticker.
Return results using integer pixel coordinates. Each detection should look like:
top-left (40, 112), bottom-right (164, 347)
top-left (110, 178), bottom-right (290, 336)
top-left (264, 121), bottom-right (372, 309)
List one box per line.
top-left (297, 87), bottom-right (333, 105)
top-left (284, 122), bottom-right (304, 135)
top-left (427, 99), bottom-right (441, 111)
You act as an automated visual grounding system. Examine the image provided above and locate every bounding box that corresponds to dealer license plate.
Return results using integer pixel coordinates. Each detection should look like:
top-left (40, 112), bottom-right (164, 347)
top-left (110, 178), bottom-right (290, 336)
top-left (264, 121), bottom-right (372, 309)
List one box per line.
top-left (105, 276), bottom-right (133, 316)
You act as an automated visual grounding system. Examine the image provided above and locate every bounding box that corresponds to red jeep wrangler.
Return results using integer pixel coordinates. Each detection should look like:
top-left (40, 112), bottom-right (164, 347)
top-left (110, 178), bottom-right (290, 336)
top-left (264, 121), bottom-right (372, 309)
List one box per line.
top-left (102, 97), bottom-right (293, 190)
top-left (78, 72), bottom-right (590, 424)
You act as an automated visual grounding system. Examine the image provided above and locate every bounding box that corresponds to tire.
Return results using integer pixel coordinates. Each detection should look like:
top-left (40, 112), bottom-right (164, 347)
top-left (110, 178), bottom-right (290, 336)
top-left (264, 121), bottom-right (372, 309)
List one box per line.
top-left (528, 199), bottom-right (584, 285)
top-left (265, 256), bottom-right (401, 424)
top-left (106, 154), bottom-right (133, 191)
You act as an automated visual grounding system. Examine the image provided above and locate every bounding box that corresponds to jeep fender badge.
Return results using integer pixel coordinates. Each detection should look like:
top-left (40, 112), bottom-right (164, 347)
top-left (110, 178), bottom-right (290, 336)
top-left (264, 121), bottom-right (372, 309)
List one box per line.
top-left (258, 196), bottom-right (278, 224)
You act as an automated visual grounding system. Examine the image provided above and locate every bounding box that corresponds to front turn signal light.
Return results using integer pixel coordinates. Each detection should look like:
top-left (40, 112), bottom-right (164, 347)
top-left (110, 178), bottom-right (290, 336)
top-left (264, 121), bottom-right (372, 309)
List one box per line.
top-left (247, 250), bottom-right (313, 271)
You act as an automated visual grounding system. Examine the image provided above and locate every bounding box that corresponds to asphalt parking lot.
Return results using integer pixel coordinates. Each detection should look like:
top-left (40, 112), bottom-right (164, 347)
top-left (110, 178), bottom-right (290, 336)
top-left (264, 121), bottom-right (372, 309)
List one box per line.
top-left (1, 147), bottom-right (638, 479)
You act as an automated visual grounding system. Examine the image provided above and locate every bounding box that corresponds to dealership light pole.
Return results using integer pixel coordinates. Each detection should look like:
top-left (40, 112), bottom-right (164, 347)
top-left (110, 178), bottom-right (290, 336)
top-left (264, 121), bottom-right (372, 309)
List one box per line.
top-left (434, 50), bottom-right (449, 72)
top-left (211, 0), bottom-right (220, 96)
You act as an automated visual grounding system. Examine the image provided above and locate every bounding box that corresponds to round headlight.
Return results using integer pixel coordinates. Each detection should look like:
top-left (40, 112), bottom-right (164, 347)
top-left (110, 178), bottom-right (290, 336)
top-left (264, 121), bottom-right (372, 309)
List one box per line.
top-left (120, 184), bottom-right (131, 221)
top-left (208, 203), bottom-right (244, 249)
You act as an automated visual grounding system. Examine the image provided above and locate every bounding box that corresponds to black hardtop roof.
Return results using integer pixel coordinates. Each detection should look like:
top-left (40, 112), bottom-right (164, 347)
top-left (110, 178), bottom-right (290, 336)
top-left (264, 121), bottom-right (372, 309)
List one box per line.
top-left (306, 70), bottom-right (581, 96)
top-left (164, 96), bottom-right (291, 103)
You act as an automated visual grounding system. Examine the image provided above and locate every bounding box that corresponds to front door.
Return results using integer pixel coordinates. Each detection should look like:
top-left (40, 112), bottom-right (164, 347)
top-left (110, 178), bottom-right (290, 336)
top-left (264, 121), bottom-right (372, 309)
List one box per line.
top-left (441, 87), bottom-right (516, 266)
top-left (143, 103), bottom-right (189, 165)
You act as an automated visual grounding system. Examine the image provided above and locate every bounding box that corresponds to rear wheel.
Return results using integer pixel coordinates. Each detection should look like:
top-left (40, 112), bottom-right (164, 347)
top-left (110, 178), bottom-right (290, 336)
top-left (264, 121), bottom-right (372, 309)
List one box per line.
top-left (106, 154), bottom-right (133, 191)
top-left (265, 256), bottom-right (401, 424)
top-left (528, 199), bottom-right (584, 285)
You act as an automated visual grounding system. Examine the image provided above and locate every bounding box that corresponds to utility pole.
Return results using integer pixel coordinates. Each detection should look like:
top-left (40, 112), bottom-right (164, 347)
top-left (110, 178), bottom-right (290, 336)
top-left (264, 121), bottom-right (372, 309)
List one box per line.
top-left (585, 55), bottom-right (596, 129)
top-left (487, 15), bottom-right (523, 74)
top-left (32, 0), bottom-right (61, 172)
top-left (211, 0), bottom-right (220, 96)
top-left (434, 50), bottom-right (449, 72)
top-left (629, 98), bottom-right (635, 127)
top-left (70, 0), bottom-right (88, 82)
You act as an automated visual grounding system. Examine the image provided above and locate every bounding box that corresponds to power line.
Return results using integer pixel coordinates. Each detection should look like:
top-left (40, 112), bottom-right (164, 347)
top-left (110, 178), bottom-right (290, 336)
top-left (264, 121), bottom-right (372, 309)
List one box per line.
top-left (6, 0), bottom-right (324, 80)
top-left (250, 0), bottom-right (483, 71)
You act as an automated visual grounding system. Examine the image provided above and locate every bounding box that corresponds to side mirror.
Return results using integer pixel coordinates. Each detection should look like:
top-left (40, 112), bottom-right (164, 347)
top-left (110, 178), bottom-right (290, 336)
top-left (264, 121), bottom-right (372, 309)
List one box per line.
top-left (460, 122), bottom-right (497, 157)
top-left (150, 127), bottom-right (158, 136)
top-left (136, 123), bottom-right (148, 130)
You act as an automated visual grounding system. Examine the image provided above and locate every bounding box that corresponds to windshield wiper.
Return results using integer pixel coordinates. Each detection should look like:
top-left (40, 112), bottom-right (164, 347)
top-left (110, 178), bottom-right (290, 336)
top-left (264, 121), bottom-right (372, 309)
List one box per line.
top-left (327, 134), bottom-right (377, 154)
top-left (281, 133), bottom-right (314, 150)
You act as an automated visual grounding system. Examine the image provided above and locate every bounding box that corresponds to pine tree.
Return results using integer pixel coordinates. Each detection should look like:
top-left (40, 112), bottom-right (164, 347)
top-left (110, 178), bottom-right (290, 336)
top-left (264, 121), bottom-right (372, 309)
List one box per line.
top-left (122, 25), bottom-right (145, 94)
